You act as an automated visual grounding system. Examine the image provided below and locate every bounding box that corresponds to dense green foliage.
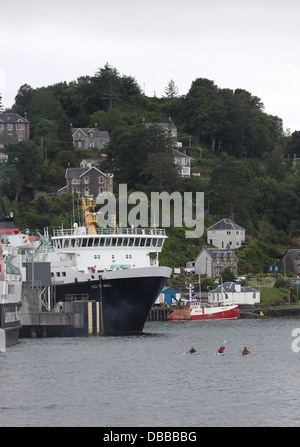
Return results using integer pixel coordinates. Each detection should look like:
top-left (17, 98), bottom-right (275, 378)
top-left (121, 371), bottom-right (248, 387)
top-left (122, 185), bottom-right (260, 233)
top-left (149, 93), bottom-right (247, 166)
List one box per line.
top-left (1, 63), bottom-right (300, 274)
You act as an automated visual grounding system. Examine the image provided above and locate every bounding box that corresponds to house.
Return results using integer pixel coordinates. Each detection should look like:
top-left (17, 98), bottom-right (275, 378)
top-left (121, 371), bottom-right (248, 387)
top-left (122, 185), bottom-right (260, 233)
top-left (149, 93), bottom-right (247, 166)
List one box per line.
top-left (59, 166), bottom-right (113, 197)
top-left (156, 286), bottom-right (181, 306)
top-left (72, 127), bottom-right (109, 150)
top-left (172, 148), bottom-right (191, 177)
top-left (144, 118), bottom-right (178, 140)
top-left (0, 113), bottom-right (30, 148)
top-left (208, 281), bottom-right (260, 305)
top-left (207, 218), bottom-right (245, 249)
top-left (282, 249), bottom-right (300, 275)
top-left (188, 245), bottom-right (238, 277)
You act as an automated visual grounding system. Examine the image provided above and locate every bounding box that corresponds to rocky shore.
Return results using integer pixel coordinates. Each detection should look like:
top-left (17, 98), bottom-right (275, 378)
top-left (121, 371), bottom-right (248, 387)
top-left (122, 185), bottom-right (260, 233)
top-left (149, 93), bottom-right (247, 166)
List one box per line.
top-left (239, 305), bottom-right (300, 319)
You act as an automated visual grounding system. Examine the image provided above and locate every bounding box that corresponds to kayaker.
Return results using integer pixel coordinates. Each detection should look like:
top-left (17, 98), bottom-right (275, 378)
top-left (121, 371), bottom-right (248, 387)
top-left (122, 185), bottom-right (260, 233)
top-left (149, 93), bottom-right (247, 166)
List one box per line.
top-left (242, 347), bottom-right (250, 355)
top-left (217, 345), bottom-right (225, 354)
top-left (189, 346), bottom-right (197, 354)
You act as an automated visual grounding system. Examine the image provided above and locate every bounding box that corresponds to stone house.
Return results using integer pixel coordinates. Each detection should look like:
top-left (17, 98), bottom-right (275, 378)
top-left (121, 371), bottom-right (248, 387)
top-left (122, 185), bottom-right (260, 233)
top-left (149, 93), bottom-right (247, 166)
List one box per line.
top-left (187, 245), bottom-right (238, 277)
top-left (59, 166), bottom-right (113, 197)
top-left (72, 127), bottom-right (109, 150)
top-left (207, 218), bottom-right (245, 249)
top-left (0, 113), bottom-right (30, 148)
top-left (282, 249), bottom-right (300, 275)
top-left (144, 118), bottom-right (178, 140)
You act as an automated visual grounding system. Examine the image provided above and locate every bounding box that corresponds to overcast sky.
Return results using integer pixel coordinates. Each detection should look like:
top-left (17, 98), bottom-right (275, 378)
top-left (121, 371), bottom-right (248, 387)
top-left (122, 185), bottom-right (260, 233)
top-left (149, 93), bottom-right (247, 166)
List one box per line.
top-left (1, 0), bottom-right (300, 132)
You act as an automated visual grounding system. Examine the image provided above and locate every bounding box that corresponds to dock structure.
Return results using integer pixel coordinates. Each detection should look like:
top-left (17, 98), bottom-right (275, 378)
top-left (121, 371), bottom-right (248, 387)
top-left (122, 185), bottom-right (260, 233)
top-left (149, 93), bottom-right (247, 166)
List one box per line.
top-left (20, 282), bottom-right (104, 338)
top-left (147, 307), bottom-right (169, 321)
top-left (20, 283), bottom-right (170, 338)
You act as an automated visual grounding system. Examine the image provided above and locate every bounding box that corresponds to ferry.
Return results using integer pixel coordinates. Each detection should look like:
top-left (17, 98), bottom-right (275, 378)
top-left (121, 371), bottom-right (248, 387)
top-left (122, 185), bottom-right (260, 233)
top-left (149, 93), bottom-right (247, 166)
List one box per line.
top-left (1, 197), bottom-right (172, 335)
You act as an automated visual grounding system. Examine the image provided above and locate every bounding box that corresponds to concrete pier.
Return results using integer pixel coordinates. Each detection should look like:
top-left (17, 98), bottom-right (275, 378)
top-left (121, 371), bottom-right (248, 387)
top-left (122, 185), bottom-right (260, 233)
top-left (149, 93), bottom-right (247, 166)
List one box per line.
top-left (20, 282), bottom-right (104, 338)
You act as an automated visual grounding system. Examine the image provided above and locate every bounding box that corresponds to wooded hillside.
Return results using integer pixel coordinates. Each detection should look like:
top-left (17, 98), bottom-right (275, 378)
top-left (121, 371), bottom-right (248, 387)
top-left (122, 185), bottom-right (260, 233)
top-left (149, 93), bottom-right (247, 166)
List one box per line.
top-left (1, 63), bottom-right (300, 274)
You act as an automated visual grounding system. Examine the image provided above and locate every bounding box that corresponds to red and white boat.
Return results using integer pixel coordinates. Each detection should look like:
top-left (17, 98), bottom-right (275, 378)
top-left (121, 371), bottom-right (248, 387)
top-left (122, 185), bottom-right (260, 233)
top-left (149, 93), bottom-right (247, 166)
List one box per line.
top-left (167, 300), bottom-right (238, 321)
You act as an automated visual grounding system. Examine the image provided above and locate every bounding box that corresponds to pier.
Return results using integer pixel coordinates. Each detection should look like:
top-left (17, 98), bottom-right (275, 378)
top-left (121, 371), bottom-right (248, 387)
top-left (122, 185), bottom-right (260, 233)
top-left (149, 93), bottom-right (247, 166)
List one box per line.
top-left (20, 283), bottom-right (169, 338)
top-left (147, 306), bottom-right (169, 321)
top-left (20, 282), bottom-right (104, 338)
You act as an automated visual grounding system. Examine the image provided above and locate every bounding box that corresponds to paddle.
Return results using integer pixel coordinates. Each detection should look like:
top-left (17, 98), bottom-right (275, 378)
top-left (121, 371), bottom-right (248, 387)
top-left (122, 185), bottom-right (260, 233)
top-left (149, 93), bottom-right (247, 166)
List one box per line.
top-left (215, 340), bottom-right (227, 355)
top-left (242, 344), bottom-right (254, 356)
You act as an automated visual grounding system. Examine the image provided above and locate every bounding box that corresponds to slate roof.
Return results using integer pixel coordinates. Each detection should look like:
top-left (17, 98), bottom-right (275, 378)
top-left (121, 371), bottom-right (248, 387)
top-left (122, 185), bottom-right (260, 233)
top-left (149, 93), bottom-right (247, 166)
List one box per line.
top-left (65, 167), bottom-right (111, 178)
top-left (172, 148), bottom-right (191, 159)
top-left (211, 281), bottom-right (258, 294)
top-left (72, 128), bottom-right (109, 140)
top-left (207, 218), bottom-right (245, 231)
top-left (144, 120), bottom-right (177, 132)
top-left (197, 246), bottom-right (238, 262)
top-left (284, 249), bottom-right (300, 259)
top-left (0, 113), bottom-right (29, 123)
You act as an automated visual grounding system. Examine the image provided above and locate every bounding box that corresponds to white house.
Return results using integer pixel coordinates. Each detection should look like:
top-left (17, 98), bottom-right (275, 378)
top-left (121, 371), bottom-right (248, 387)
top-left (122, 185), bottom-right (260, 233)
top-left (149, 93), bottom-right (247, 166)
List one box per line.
top-left (172, 148), bottom-right (191, 177)
top-left (207, 218), bottom-right (245, 249)
top-left (208, 282), bottom-right (260, 305)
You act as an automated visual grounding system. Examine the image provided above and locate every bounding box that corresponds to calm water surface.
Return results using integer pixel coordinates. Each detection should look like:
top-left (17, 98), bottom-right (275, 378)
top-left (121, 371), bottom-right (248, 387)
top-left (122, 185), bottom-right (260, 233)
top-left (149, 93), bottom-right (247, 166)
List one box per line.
top-left (1, 318), bottom-right (300, 427)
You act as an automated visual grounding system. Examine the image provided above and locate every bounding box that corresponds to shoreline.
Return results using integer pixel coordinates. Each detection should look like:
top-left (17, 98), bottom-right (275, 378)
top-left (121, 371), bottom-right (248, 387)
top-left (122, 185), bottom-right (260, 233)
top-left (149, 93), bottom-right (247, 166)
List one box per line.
top-left (238, 305), bottom-right (300, 319)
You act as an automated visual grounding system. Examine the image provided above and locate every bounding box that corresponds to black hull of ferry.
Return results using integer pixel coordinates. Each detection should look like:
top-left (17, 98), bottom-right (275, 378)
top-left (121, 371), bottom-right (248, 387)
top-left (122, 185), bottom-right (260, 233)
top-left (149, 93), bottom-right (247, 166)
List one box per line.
top-left (54, 274), bottom-right (169, 335)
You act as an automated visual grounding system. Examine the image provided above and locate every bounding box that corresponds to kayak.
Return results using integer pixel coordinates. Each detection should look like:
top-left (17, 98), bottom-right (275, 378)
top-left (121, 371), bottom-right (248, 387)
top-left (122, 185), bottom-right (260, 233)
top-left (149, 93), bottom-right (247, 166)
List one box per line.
top-left (216, 351), bottom-right (224, 356)
top-left (242, 351), bottom-right (250, 356)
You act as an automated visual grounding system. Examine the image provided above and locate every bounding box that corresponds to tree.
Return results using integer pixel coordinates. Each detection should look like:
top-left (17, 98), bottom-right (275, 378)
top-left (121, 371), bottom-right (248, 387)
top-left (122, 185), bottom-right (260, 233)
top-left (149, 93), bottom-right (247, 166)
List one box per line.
top-left (208, 157), bottom-right (253, 220)
top-left (107, 123), bottom-right (176, 188)
top-left (3, 141), bottom-right (42, 201)
top-left (14, 84), bottom-right (34, 114)
top-left (164, 79), bottom-right (179, 98)
top-left (221, 266), bottom-right (235, 282)
top-left (180, 78), bottom-right (226, 150)
top-left (141, 152), bottom-right (182, 193)
top-left (93, 63), bottom-right (123, 109)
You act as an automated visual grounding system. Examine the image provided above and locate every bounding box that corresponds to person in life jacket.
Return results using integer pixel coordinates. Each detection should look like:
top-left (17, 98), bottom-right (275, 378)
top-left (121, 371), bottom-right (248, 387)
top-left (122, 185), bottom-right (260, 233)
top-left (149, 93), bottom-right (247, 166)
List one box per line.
top-left (59, 300), bottom-right (64, 312)
top-left (217, 345), bottom-right (225, 354)
top-left (189, 346), bottom-right (197, 354)
top-left (242, 347), bottom-right (250, 355)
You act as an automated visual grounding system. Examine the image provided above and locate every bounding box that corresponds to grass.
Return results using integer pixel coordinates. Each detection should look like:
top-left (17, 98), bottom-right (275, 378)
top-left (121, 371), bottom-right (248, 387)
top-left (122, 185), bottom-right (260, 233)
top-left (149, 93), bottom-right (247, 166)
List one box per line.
top-left (258, 287), bottom-right (288, 305)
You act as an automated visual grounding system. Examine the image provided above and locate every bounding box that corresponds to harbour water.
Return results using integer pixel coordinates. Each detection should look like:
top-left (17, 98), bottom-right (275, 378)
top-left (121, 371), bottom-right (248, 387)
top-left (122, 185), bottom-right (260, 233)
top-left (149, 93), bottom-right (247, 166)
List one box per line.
top-left (1, 318), bottom-right (300, 427)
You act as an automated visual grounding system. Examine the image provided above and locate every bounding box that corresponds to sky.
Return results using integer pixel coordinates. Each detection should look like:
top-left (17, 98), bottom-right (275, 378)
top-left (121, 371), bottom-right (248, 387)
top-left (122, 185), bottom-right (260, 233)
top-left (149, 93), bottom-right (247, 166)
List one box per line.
top-left (1, 0), bottom-right (300, 133)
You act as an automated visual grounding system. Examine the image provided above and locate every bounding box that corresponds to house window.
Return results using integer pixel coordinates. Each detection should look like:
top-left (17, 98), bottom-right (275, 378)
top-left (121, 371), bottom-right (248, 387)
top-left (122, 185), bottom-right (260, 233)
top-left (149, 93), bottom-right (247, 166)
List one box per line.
top-left (99, 177), bottom-right (103, 183)
top-left (84, 177), bottom-right (89, 184)
top-left (8, 284), bottom-right (15, 294)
